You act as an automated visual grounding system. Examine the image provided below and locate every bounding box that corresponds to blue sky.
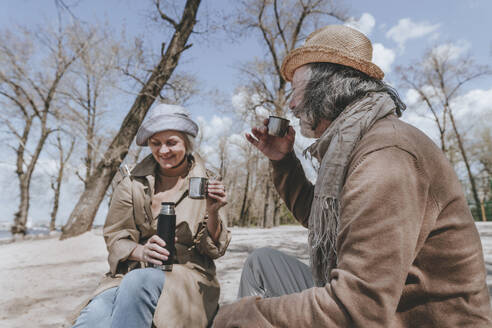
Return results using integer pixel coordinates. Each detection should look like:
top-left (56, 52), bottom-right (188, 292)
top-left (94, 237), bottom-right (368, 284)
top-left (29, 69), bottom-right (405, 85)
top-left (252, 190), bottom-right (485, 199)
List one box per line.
top-left (0, 0), bottom-right (491, 227)
top-left (0, 0), bottom-right (490, 114)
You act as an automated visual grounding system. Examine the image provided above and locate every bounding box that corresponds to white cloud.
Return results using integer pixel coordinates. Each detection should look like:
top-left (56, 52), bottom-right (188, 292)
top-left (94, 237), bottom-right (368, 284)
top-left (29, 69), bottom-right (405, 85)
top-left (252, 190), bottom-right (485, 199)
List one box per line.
top-left (404, 88), bottom-right (421, 107)
top-left (430, 41), bottom-right (470, 61)
top-left (228, 133), bottom-right (247, 148)
top-left (197, 115), bottom-right (233, 140)
top-left (345, 13), bottom-right (376, 36)
top-left (401, 110), bottom-right (440, 142)
top-left (386, 18), bottom-right (440, 51)
top-left (231, 89), bottom-right (249, 113)
top-left (404, 85), bottom-right (440, 106)
top-left (34, 158), bottom-right (59, 176)
top-left (255, 106), bottom-right (270, 118)
top-left (451, 88), bottom-right (492, 125)
top-left (401, 87), bottom-right (492, 144)
top-left (372, 43), bottom-right (396, 74)
top-left (429, 32), bottom-right (440, 42)
top-left (211, 115), bottom-right (233, 135)
top-left (231, 89), bottom-right (271, 122)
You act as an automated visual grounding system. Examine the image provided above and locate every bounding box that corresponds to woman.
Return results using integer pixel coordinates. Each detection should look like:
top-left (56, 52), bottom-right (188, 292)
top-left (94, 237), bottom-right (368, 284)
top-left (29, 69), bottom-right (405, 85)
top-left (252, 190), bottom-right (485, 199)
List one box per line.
top-left (72, 104), bottom-right (231, 328)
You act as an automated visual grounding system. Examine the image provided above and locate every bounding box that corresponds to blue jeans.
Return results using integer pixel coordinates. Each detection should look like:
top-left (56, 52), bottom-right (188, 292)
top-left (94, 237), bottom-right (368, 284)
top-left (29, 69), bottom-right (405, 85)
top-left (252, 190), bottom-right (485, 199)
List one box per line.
top-left (73, 268), bottom-right (166, 328)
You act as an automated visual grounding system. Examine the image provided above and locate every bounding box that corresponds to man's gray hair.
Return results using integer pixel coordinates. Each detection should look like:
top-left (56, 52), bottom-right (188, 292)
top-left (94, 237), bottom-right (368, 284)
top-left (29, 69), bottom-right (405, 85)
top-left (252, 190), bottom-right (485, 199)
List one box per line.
top-left (295, 62), bottom-right (406, 130)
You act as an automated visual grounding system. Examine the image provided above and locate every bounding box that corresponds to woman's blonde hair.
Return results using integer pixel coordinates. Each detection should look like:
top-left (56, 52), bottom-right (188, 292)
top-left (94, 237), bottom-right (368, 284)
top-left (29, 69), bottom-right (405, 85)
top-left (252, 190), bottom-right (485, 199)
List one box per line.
top-left (178, 131), bottom-right (195, 154)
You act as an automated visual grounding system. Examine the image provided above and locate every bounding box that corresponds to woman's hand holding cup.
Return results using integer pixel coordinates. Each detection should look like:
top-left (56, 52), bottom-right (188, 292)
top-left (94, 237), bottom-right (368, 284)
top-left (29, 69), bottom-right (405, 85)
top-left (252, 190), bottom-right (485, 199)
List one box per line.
top-left (206, 179), bottom-right (227, 214)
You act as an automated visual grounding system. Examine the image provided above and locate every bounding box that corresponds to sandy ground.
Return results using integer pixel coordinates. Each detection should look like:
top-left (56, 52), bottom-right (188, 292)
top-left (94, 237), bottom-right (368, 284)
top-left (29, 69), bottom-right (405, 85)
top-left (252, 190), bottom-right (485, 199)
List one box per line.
top-left (1, 223), bottom-right (491, 328)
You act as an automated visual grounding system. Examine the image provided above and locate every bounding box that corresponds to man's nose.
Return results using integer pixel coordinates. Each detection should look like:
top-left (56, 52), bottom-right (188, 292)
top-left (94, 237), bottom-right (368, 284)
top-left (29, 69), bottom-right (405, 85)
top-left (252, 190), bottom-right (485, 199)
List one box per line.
top-left (289, 97), bottom-right (296, 110)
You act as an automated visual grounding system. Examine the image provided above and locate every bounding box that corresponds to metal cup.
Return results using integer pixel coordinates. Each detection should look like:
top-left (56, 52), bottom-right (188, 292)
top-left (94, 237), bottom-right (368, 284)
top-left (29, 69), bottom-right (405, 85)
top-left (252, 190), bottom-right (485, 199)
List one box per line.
top-left (189, 177), bottom-right (208, 199)
top-left (268, 116), bottom-right (290, 137)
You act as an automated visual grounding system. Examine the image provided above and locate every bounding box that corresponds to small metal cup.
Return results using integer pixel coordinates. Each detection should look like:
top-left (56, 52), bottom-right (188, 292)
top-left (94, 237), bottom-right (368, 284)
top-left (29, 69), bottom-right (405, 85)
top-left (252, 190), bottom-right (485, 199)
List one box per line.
top-left (268, 116), bottom-right (290, 137)
top-left (189, 177), bottom-right (208, 199)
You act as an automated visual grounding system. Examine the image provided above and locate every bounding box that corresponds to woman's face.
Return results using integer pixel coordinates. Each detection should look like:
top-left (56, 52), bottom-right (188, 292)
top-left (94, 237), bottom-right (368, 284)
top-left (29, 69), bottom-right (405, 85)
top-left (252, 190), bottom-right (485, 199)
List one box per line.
top-left (148, 130), bottom-right (187, 170)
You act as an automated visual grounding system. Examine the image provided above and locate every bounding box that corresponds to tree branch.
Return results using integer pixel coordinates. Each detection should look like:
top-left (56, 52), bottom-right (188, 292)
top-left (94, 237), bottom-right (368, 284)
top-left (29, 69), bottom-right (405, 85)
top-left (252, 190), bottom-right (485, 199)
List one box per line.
top-left (155, 0), bottom-right (179, 29)
top-left (273, 0), bottom-right (289, 51)
top-left (257, 2), bottom-right (282, 79)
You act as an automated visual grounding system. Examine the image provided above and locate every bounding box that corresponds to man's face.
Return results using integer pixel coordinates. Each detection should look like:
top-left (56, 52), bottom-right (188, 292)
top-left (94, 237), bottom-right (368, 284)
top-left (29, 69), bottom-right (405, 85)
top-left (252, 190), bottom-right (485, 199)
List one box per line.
top-left (289, 65), bottom-right (310, 113)
top-left (289, 65), bottom-right (331, 138)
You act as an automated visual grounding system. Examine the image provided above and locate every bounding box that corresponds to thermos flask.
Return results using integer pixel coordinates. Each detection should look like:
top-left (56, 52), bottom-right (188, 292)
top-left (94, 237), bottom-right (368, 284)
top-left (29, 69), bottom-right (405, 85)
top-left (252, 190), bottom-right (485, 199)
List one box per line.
top-left (156, 202), bottom-right (176, 271)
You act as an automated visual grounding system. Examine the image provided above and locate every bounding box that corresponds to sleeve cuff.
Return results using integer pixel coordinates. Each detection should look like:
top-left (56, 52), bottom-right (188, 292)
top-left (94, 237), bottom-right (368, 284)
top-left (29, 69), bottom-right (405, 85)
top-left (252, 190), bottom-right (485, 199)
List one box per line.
top-left (108, 238), bottom-right (138, 274)
top-left (270, 151), bottom-right (298, 170)
top-left (195, 218), bottom-right (231, 260)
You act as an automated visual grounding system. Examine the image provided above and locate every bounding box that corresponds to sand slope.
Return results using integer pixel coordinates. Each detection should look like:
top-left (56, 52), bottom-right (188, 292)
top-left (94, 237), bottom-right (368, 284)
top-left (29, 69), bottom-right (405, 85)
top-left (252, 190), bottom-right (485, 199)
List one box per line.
top-left (0, 224), bottom-right (491, 328)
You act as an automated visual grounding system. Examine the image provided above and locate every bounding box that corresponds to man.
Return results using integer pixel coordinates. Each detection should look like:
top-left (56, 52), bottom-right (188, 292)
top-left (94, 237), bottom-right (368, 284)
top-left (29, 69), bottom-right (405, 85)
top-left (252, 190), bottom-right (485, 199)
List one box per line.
top-left (213, 25), bottom-right (492, 327)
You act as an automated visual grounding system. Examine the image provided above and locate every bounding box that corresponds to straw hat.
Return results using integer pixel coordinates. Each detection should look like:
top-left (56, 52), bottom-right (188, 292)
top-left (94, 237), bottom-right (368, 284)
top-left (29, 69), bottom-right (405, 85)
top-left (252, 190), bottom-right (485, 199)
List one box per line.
top-left (281, 25), bottom-right (384, 81)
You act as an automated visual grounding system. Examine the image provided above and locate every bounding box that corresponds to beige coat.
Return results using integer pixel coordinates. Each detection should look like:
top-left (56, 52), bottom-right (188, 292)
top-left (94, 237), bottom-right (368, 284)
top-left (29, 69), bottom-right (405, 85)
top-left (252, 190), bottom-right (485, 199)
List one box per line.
top-left (73, 154), bottom-right (231, 327)
top-left (213, 114), bottom-right (492, 327)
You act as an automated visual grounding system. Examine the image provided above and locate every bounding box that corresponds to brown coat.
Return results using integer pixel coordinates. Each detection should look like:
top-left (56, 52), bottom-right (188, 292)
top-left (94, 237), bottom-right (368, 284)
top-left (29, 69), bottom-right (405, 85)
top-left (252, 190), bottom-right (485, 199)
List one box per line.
top-left (73, 154), bottom-right (231, 327)
top-left (214, 115), bottom-right (492, 327)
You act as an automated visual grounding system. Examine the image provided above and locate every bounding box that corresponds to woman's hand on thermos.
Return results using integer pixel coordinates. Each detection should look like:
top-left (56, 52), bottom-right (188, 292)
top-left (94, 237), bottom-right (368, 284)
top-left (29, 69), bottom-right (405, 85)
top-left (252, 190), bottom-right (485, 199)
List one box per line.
top-left (130, 235), bottom-right (169, 265)
top-left (206, 180), bottom-right (227, 215)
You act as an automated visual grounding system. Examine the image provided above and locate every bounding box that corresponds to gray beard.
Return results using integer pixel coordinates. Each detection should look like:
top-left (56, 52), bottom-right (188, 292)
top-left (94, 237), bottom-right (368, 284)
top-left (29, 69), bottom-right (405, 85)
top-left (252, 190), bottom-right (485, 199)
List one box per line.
top-left (298, 113), bottom-right (317, 138)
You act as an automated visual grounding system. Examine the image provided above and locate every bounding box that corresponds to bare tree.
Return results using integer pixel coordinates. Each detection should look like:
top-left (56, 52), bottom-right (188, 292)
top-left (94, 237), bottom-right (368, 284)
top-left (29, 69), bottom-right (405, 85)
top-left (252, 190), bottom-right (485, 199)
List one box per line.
top-left (0, 23), bottom-right (90, 235)
top-left (58, 24), bottom-right (124, 186)
top-left (225, 0), bottom-right (348, 226)
top-left (60, 22), bottom-right (198, 188)
top-left (397, 68), bottom-right (449, 153)
top-left (475, 127), bottom-right (492, 178)
top-left (49, 131), bottom-right (75, 231)
top-left (234, 0), bottom-right (347, 116)
top-left (159, 73), bottom-right (198, 105)
top-left (397, 45), bottom-right (491, 214)
top-left (238, 145), bottom-right (257, 226)
top-left (470, 126), bottom-right (492, 221)
top-left (61, 0), bottom-right (202, 239)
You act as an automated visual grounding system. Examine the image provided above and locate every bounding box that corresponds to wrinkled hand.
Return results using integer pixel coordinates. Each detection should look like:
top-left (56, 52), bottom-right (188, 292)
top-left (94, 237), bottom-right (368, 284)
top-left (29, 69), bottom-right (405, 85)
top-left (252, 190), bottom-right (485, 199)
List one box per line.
top-left (245, 118), bottom-right (295, 161)
top-left (206, 179), bottom-right (227, 214)
top-left (213, 296), bottom-right (262, 328)
top-left (132, 235), bottom-right (170, 265)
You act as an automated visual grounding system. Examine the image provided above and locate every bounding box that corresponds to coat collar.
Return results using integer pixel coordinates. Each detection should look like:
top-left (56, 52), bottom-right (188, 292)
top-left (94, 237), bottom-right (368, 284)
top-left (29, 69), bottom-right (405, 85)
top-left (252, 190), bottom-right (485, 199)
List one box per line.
top-left (130, 153), bottom-right (209, 221)
top-left (131, 154), bottom-right (158, 177)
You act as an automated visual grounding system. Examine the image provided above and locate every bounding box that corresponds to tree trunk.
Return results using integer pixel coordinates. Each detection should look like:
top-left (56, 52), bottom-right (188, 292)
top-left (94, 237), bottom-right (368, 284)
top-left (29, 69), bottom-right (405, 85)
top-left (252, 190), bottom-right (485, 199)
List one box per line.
top-left (481, 200), bottom-right (487, 222)
top-left (11, 118), bottom-right (33, 235)
top-left (50, 136), bottom-right (73, 231)
top-left (85, 114), bottom-right (94, 184)
top-left (245, 198), bottom-right (252, 226)
top-left (239, 170), bottom-right (250, 226)
top-left (61, 0), bottom-right (202, 239)
top-left (11, 119), bottom-right (51, 235)
top-left (12, 177), bottom-right (30, 235)
top-left (447, 108), bottom-right (481, 210)
top-left (262, 179), bottom-right (271, 228)
top-left (272, 194), bottom-right (281, 226)
top-left (50, 173), bottom-right (62, 231)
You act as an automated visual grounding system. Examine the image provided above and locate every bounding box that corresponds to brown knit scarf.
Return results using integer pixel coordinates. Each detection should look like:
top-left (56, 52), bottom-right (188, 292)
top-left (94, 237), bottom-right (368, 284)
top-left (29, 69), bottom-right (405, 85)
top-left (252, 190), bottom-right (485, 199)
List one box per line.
top-left (304, 92), bottom-right (397, 286)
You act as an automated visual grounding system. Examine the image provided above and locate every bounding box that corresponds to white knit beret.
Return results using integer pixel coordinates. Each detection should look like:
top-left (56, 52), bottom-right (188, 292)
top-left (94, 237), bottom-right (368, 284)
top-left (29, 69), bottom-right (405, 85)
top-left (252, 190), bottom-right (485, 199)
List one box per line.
top-left (135, 104), bottom-right (199, 146)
